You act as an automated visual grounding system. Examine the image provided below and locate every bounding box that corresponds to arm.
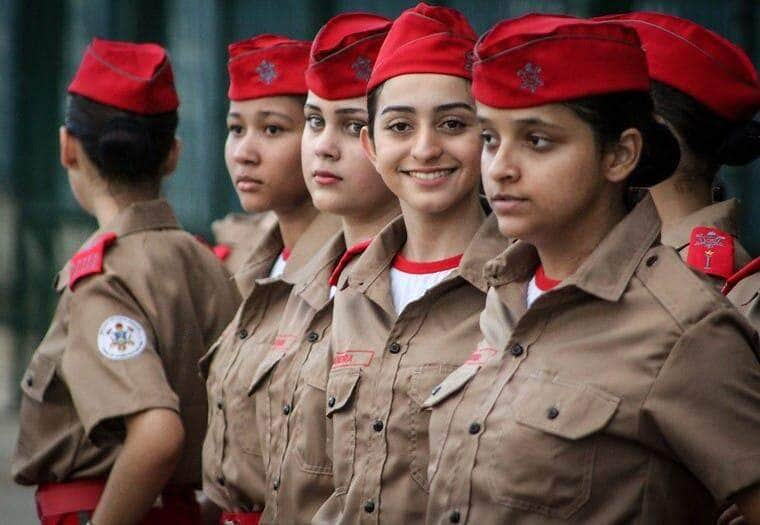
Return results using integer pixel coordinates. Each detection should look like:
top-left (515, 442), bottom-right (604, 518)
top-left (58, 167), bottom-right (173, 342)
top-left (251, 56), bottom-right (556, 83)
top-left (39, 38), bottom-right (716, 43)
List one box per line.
top-left (91, 408), bottom-right (184, 525)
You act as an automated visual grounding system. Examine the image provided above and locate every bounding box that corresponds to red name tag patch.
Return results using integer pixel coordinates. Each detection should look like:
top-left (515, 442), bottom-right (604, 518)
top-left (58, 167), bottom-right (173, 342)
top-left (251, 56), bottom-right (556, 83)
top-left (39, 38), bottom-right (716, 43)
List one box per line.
top-left (332, 350), bottom-right (375, 369)
top-left (465, 346), bottom-right (497, 365)
top-left (271, 334), bottom-right (296, 353)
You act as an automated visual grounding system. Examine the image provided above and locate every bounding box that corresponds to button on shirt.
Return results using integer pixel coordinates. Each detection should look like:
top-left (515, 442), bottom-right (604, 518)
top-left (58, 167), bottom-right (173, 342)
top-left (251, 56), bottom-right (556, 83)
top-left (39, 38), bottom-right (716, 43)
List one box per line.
top-left (12, 200), bottom-right (240, 486)
top-left (425, 196), bottom-right (760, 524)
top-left (312, 214), bottom-right (509, 524)
top-left (201, 213), bottom-right (341, 512)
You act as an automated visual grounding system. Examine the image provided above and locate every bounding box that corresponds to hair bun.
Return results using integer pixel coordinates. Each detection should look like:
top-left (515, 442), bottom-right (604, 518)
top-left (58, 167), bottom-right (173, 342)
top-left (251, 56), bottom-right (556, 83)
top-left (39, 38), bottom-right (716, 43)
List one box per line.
top-left (630, 120), bottom-right (681, 187)
top-left (718, 119), bottom-right (760, 166)
top-left (96, 117), bottom-right (153, 182)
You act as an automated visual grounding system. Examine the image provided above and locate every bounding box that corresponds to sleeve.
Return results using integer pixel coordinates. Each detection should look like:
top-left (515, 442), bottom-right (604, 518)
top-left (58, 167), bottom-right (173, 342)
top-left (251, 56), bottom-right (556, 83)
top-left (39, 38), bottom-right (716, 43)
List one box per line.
top-left (61, 274), bottom-right (180, 445)
top-left (641, 307), bottom-right (760, 501)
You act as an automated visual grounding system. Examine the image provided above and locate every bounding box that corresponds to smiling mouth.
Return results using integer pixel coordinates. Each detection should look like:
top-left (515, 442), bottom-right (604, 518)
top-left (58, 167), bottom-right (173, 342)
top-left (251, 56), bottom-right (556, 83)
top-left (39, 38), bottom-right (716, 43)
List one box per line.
top-left (401, 168), bottom-right (457, 181)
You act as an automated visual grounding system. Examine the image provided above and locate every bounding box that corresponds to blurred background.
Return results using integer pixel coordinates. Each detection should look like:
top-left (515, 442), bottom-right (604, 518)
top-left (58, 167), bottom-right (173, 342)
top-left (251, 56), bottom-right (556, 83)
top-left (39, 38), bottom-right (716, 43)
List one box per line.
top-left (0, 0), bottom-right (757, 520)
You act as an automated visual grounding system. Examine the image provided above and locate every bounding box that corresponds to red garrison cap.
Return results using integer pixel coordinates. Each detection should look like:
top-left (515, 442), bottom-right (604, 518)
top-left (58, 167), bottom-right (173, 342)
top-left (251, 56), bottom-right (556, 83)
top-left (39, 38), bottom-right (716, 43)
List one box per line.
top-left (472, 14), bottom-right (650, 109)
top-left (228, 34), bottom-right (311, 101)
top-left (68, 38), bottom-right (179, 114)
top-left (306, 12), bottom-right (391, 99)
top-left (367, 2), bottom-right (477, 92)
top-left (596, 12), bottom-right (760, 121)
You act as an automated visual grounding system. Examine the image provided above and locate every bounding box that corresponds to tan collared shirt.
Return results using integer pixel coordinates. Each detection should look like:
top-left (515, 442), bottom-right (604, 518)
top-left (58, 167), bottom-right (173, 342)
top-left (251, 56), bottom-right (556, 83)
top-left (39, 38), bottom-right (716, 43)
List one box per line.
top-left (728, 271), bottom-right (760, 331)
top-left (660, 199), bottom-right (752, 283)
top-left (228, 211), bottom-right (284, 297)
top-left (256, 231), bottom-right (346, 524)
top-left (200, 213), bottom-right (340, 512)
top-left (425, 196), bottom-right (760, 524)
top-left (312, 214), bottom-right (509, 525)
top-left (212, 212), bottom-right (279, 279)
top-left (12, 199), bottom-right (240, 487)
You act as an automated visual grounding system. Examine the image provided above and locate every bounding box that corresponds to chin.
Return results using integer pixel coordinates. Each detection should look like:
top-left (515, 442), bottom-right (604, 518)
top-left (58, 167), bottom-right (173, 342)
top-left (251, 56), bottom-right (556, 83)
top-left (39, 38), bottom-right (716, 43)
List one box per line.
top-left (238, 194), bottom-right (271, 214)
top-left (495, 215), bottom-right (533, 241)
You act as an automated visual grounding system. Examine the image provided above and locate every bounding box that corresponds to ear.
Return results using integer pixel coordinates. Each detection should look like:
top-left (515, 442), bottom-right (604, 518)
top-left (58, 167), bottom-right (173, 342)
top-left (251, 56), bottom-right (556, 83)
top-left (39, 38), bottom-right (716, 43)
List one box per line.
top-left (602, 128), bottom-right (642, 184)
top-left (359, 126), bottom-right (378, 168)
top-left (59, 126), bottom-right (80, 170)
top-left (159, 137), bottom-right (182, 178)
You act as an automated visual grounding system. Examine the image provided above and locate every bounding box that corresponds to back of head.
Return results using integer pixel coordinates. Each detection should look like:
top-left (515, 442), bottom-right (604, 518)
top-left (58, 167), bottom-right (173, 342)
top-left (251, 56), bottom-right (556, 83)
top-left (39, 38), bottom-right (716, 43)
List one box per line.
top-left (66, 38), bottom-right (180, 186)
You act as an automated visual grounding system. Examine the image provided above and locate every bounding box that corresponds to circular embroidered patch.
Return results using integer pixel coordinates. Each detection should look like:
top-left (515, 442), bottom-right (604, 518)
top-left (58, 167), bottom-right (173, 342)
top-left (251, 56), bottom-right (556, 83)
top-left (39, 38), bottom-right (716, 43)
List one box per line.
top-left (97, 315), bottom-right (147, 360)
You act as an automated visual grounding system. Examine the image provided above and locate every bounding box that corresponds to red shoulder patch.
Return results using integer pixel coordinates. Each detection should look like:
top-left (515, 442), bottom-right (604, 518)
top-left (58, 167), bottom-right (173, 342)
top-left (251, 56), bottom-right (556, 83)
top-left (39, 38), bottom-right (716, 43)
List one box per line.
top-left (686, 226), bottom-right (734, 280)
top-left (213, 244), bottom-right (232, 261)
top-left (722, 257), bottom-right (760, 295)
top-left (69, 232), bottom-right (118, 290)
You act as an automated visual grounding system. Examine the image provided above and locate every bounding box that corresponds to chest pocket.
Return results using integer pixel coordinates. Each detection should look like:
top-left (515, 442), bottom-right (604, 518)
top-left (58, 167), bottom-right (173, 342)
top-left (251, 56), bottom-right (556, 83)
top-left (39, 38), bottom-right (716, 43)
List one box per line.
top-left (294, 343), bottom-right (332, 475)
top-left (485, 372), bottom-right (619, 519)
top-left (406, 364), bottom-right (459, 491)
top-left (247, 347), bottom-right (285, 395)
top-left (325, 368), bottom-right (361, 493)
top-left (20, 354), bottom-right (57, 403)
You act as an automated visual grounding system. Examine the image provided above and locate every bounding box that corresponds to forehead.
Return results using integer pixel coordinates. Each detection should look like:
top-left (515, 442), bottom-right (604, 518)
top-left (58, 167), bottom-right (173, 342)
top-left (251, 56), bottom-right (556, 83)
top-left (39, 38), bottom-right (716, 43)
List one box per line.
top-left (476, 102), bottom-right (581, 128)
top-left (305, 91), bottom-right (367, 113)
top-left (228, 96), bottom-right (304, 117)
top-left (378, 73), bottom-right (474, 111)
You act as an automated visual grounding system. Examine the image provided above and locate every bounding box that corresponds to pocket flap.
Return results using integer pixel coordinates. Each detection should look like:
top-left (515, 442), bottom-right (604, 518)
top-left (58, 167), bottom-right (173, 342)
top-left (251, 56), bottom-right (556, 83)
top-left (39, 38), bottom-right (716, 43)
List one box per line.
top-left (20, 355), bottom-right (57, 403)
top-left (247, 348), bottom-right (285, 395)
top-left (422, 364), bottom-right (479, 408)
top-left (513, 373), bottom-right (619, 440)
top-left (326, 369), bottom-right (361, 416)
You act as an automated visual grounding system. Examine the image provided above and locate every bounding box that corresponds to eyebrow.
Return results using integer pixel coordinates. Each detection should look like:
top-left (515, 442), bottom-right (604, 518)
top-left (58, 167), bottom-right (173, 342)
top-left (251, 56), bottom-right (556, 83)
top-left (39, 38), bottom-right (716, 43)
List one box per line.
top-left (380, 102), bottom-right (475, 116)
top-left (512, 117), bottom-right (564, 130)
top-left (336, 107), bottom-right (367, 115)
top-left (380, 105), bottom-right (415, 116)
top-left (259, 110), bottom-right (295, 123)
top-left (304, 104), bottom-right (322, 112)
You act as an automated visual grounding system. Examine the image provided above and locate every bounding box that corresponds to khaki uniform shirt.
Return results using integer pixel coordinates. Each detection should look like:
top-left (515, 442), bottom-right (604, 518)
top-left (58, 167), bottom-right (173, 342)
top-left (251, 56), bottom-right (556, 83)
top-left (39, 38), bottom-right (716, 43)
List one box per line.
top-left (200, 213), bottom-right (340, 512)
top-left (12, 199), bottom-right (240, 487)
top-left (660, 198), bottom-right (752, 284)
top-left (313, 214), bottom-right (509, 524)
top-left (257, 231), bottom-right (347, 524)
top-left (728, 271), bottom-right (760, 331)
top-left (212, 212), bottom-right (278, 279)
top-left (425, 197), bottom-right (760, 524)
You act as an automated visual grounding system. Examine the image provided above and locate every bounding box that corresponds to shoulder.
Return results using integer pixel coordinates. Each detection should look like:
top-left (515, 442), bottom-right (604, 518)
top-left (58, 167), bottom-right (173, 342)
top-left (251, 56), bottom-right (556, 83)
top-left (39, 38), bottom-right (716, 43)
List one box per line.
top-left (633, 243), bottom-right (735, 332)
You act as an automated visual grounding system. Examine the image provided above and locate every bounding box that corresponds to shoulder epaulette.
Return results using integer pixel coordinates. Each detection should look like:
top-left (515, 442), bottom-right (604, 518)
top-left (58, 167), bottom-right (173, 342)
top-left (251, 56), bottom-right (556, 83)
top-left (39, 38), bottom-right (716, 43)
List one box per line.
top-left (686, 226), bottom-right (734, 280)
top-left (69, 232), bottom-right (118, 290)
top-left (723, 257), bottom-right (760, 295)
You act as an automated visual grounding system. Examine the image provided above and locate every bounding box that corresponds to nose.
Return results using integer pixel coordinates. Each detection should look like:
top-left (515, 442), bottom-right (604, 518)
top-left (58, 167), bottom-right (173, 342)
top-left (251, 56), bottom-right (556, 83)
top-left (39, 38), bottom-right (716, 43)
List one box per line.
top-left (231, 132), bottom-right (261, 166)
top-left (484, 142), bottom-right (520, 184)
top-left (313, 127), bottom-right (340, 161)
top-left (410, 126), bottom-right (443, 163)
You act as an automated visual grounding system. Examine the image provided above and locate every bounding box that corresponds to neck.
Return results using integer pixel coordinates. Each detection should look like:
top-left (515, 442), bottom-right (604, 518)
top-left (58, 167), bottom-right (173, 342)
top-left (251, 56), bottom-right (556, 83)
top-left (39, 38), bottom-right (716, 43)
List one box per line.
top-left (275, 200), bottom-right (319, 250)
top-left (650, 169), bottom-right (713, 231)
top-left (342, 200), bottom-right (400, 248)
top-left (534, 194), bottom-right (626, 281)
top-left (401, 191), bottom-right (484, 261)
top-left (91, 185), bottom-right (160, 229)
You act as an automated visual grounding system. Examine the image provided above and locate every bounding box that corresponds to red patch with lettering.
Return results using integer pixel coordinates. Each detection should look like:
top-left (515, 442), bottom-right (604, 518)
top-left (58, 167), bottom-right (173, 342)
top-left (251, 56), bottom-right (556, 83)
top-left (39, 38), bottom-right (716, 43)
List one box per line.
top-left (213, 244), bottom-right (232, 261)
top-left (464, 347), bottom-right (497, 365)
top-left (69, 232), bottom-right (117, 290)
top-left (332, 350), bottom-right (374, 369)
top-left (686, 227), bottom-right (734, 280)
top-left (271, 334), bottom-right (296, 352)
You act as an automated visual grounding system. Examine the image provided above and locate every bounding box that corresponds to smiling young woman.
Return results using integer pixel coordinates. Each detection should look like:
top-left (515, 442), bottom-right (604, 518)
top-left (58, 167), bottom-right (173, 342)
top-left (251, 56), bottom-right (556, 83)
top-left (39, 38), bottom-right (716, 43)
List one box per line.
top-left (312, 4), bottom-right (510, 524)
top-left (424, 15), bottom-right (760, 525)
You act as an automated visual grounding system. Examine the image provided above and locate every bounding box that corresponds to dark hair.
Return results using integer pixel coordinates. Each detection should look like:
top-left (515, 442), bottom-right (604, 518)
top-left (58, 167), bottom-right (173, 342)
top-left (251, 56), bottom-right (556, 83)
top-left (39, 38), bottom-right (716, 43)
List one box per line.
top-left (651, 81), bottom-right (760, 169)
top-left (366, 84), bottom-right (384, 140)
top-left (563, 91), bottom-right (680, 187)
top-left (64, 94), bottom-right (178, 186)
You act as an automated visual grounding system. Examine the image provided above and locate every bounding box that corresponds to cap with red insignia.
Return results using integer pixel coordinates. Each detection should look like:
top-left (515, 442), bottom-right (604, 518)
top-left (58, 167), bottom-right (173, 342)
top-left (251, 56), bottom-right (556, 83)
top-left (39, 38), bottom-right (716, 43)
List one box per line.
top-left (595, 12), bottom-right (760, 122)
top-left (367, 2), bottom-right (477, 92)
top-left (472, 14), bottom-right (649, 110)
top-left (686, 226), bottom-right (735, 280)
top-left (306, 12), bottom-right (391, 100)
top-left (227, 34), bottom-right (311, 101)
top-left (68, 38), bottom-right (179, 115)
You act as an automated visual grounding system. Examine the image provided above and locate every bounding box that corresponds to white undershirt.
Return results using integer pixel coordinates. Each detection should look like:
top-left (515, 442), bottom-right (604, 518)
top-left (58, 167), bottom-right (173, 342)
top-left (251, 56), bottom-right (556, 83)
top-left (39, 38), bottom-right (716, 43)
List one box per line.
top-left (389, 253), bottom-right (462, 314)
top-left (269, 253), bottom-right (287, 278)
top-left (526, 276), bottom-right (545, 308)
top-left (526, 266), bottom-right (560, 308)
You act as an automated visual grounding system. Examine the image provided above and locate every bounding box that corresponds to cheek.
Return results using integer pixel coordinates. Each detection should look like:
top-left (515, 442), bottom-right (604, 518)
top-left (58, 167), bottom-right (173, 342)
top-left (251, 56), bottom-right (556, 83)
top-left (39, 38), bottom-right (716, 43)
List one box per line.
top-left (224, 137), bottom-right (236, 177)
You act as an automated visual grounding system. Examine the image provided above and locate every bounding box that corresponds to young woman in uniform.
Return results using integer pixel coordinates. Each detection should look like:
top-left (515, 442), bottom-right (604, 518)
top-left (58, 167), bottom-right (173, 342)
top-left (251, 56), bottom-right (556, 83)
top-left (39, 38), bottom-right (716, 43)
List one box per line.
top-left (313, 3), bottom-right (509, 523)
top-left (11, 38), bottom-right (240, 525)
top-left (249, 13), bottom-right (400, 523)
top-left (199, 34), bottom-right (340, 525)
top-left (423, 15), bottom-right (760, 524)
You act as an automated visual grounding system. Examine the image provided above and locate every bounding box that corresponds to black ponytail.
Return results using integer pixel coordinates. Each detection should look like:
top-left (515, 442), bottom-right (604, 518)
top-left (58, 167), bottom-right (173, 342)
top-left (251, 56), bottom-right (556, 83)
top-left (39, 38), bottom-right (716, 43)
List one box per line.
top-left (65, 94), bottom-right (178, 187)
top-left (563, 91), bottom-right (681, 188)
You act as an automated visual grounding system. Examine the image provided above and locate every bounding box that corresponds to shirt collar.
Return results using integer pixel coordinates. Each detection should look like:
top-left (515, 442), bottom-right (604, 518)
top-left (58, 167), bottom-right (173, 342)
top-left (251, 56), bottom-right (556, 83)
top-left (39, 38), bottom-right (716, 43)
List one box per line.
top-left (660, 198), bottom-right (740, 251)
top-left (458, 213), bottom-right (511, 292)
top-left (287, 230), bottom-right (346, 310)
top-left (103, 198), bottom-right (181, 236)
top-left (490, 194), bottom-right (662, 303)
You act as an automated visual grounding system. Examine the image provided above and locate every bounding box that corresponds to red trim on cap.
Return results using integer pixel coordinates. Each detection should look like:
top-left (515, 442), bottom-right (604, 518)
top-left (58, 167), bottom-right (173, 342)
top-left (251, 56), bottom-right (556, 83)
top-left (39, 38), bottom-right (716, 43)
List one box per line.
top-left (281, 248), bottom-right (292, 261)
top-left (722, 256), bottom-right (760, 295)
top-left (391, 252), bottom-right (462, 274)
top-left (534, 265), bottom-right (561, 291)
top-left (328, 239), bottom-right (372, 286)
top-left (69, 232), bottom-right (118, 290)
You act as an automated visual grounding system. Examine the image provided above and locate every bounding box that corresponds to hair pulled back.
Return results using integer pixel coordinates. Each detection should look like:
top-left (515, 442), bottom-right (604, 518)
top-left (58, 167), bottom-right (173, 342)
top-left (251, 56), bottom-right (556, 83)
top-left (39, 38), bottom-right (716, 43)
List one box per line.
top-left (64, 94), bottom-right (178, 186)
